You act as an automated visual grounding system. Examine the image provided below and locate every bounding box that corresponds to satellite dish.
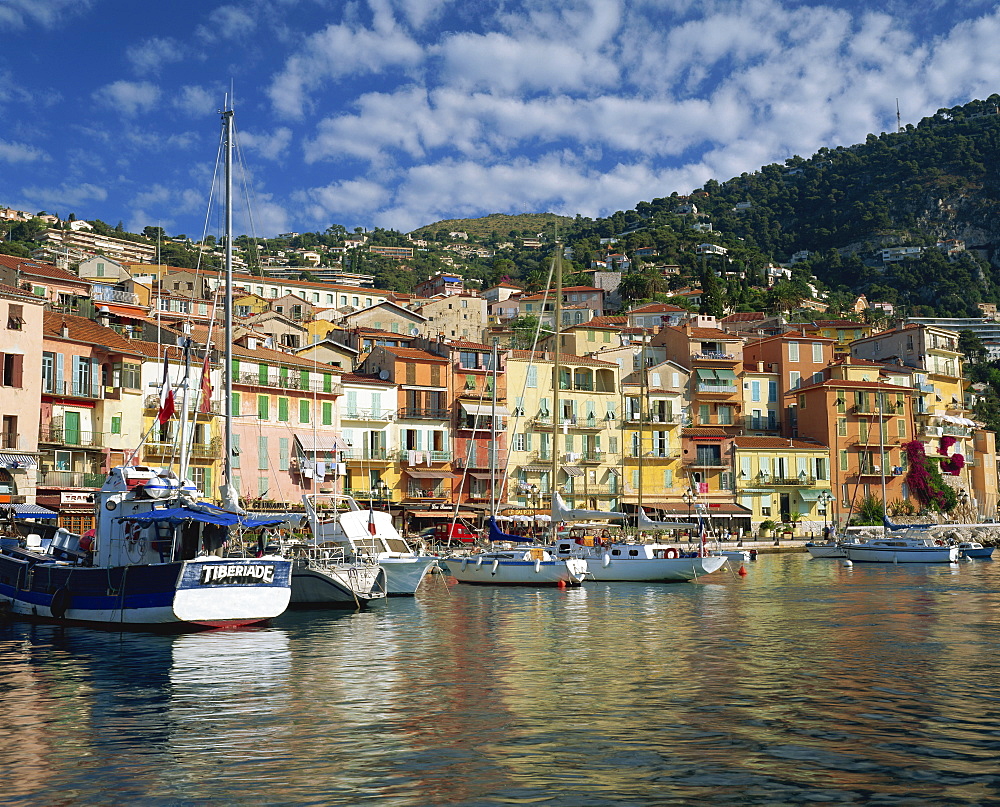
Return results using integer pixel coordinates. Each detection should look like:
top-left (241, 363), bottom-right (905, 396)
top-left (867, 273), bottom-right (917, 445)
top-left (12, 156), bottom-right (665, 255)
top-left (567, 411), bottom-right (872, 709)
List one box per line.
top-left (379, 370), bottom-right (389, 380)
top-left (409, 327), bottom-right (419, 336)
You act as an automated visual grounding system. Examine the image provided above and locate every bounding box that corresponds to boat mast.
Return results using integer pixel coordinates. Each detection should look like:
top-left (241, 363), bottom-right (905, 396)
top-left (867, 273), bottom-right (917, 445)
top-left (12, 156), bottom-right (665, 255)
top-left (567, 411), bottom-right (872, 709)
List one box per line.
top-left (637, 329), bottom-right (647, 526)
top-left (220, 101), bottom-right (239, 512)
top-left (490, 337), bottom-right (499, 520)
top-left (551, 243), bottom-right (562, 517)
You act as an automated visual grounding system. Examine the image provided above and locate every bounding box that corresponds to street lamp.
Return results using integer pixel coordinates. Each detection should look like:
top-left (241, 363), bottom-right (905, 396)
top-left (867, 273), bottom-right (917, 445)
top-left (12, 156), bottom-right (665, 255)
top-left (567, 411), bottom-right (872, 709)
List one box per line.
top-left (374, 479), bottom-right (390, 502)
top-left (818, 490), bottom-right (834, 539)
top-left (682, 487), bottom-right (695, 522)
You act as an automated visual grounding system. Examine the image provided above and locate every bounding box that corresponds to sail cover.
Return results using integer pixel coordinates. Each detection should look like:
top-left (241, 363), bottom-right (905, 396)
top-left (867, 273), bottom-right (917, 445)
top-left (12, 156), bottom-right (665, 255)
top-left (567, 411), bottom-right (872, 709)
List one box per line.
top-left (125, 503), bottom-right (283, 529)
top-left (637, 507), bottom-right (697, 531)
top-left (488, 515), bottom-right (533, 543)
top-left (550, 491), bottom-right (625, 523)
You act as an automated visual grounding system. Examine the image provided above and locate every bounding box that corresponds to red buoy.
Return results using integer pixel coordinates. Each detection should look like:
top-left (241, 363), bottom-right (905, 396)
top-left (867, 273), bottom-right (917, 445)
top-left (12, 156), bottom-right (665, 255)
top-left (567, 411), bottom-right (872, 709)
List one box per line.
top-left (557, 579), bottom-right (567, 589)
top-left (738, 565), bottom-right (748, 577)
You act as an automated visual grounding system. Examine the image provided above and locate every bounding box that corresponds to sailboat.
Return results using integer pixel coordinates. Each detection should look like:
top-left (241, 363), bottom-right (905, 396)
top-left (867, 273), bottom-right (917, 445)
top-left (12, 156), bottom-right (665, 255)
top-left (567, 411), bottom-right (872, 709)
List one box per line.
top-left (444, 328), bottom-right (588, 586)
top-left (0, 104), bottom-right (294, 627)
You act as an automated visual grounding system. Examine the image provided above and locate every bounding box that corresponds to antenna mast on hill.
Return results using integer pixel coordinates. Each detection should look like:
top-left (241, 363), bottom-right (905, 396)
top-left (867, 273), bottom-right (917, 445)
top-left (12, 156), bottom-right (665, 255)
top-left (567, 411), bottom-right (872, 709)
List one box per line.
top-left (896, 99), bottom-right (902, 133)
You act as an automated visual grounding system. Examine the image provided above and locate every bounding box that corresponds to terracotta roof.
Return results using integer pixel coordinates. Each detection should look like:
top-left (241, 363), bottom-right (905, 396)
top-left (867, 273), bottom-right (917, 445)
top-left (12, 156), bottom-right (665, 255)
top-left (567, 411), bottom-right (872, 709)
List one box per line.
top-left (721, 312), bottom-right (767, 323)
top-left (629, 303), bottom-right (686, 314)
top-left (445, 340), bottom-right (493, 351)
top-left (378, 345), bottom-right (450, 362)
top-left (733, 436), bottom-right (828, 450)
top-left (507, 350), bottom-right (617, 367)
top-left (0, 254), bottom-right (84, 283)
top-left (682, 427), bottom-right (730, 438)
top-left (42, 311), bottom-right (144, 355)
top-left (663, 325), bottom-right (739, 340)
top-left (810, 319), bottom-right (865, 328)
top-left (340, 372), bottom-right (396, 387)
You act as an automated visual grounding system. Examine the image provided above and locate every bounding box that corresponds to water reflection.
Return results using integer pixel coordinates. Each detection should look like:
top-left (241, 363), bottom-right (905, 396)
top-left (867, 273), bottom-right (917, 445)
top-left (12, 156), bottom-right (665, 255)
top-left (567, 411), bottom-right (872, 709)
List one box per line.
top-left (1, 556), bottom-right (1000, 805)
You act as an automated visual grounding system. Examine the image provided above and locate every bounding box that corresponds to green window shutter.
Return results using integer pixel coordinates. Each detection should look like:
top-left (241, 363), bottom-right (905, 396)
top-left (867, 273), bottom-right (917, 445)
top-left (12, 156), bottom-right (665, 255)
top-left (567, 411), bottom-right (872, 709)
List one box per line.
top-left (279, 437), bottom-right (290, 471)
top-left (232, 434), bottom-right (240, 468)
top-left (258, 363), bottom-right (268, 384)
top-left (322, 402), bottom-right (333, 425)
top-left (278, 397), bottom-right (289, 421)
top-left (300, 370), bottom-right (309, 389)
top-left (323, 373), bottom-right (333, 393)
top-left (258, 436), bottom-right (269, 470)
top-left (232, 392), bottom-right (241, 416)
top-left (840, 450), bottom-right (848, 471)
top-left (279, 366), bottom-right (289, 386)
top-left (632, 470), bottom-right (640, 488)
top-left (111, 415), bottom-right (122, 434)
top-left (258, 395), bottom-right (269, 420)
top-left (300, 399), bottom-right (310, 423)
top-left (203, 468), bottom-right (212, 498)
top-left (231, 359), bottom-right (240, 380)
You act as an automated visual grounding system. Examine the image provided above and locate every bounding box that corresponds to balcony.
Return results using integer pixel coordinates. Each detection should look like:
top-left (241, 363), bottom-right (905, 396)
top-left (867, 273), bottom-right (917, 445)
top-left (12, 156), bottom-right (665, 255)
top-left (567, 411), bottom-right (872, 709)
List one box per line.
top-left (92, 287), bottom-right (140, 305)
top-left (1, 432), bottom-right (20, 449)
top-left (697, 383), bottom-right (738, 394)
top-left (38, 426), bottom-right (104, 448)
top-left (687, 457), bottom-right (727, 468)
top-left (761, 475), bottom-right (817, 486)
top-left (37, 470), bottom-right (105, 488)
top-left (622, 413), bottom-right (685, 427)
top-left (43, 381), bottom-right (102, 400)
top-left (398, 408), bottom-right (449, 420)
top-left (914, 382), bottom-right (935, 393)
top-left (455, 453), bottom-right (508, 469)
top-left (143, 394), bottom-right (220, 415)
top-left (342, 409), bottom-right (395, 422)
top-left (691, 352), bottom-right (739, 362)
top-left (236, 371), bottom-right (343, 395)
top-left (580, 451), bottom-right (605, 464)
top-left (396, 449), bottom-right (451, 463)
top-left (622, 450), bottom-right (678, 463)
top-left (144, 438), bottom-right (221, 459)
top-left (341, 449), bottom-right (391, 462)
top-left (742, 416), bottom-right (780, 431)
top-left (344, 488), bottom-right (393, 502)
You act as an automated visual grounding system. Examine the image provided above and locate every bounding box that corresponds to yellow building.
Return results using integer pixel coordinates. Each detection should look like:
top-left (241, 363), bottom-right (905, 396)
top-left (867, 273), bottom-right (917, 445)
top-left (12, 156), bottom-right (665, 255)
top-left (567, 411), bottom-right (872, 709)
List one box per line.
top-left (732, 436), bottom-right (832, 533)
top-left (619, 360), bottom-right (688, 511)
top-left (504, 350), bottom-right (621, 512)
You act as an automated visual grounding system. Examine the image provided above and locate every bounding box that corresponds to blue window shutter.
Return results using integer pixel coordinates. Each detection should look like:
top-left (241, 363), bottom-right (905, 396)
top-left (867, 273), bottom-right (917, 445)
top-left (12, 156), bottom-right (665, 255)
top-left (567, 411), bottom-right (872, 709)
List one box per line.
top-left (91, 358), bottom-right (100, 397)
top-left (56, 353), bottom-right (64, 391)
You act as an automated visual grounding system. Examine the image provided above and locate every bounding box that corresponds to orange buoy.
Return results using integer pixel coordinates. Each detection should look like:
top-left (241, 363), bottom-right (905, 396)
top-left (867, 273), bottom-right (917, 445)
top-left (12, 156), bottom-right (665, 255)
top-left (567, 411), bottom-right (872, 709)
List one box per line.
top-left (738, 565), bottom-right (748, 577)
top-left (557, 579), bottom-right (567, 589)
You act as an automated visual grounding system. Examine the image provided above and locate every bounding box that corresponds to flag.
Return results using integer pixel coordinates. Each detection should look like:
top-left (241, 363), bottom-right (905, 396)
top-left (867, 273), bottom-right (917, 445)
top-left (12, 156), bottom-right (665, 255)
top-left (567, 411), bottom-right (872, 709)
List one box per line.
top-left (198, 352), bottom-right (213, 414)
top-left (368, 506), bottom-right (377, 536)
top-left (157, 353), bottom-right (175, 425)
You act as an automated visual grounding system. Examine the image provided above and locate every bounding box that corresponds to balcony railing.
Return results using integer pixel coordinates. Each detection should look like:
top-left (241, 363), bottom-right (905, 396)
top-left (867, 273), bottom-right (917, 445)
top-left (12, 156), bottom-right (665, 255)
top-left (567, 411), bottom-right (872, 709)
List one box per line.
top-left (691, 352), bottom-right (738, 361)
top-left (37, 470), bottom-right (105, 488)
top-left (687, 457), bottom-right (726, 468)
top-left (345, 488), bottom-right (393, 501)
top-left (622, 413), bottom-right (685, 426)
top-left (43, 381), bottom-right (101, 399)
top-left (144, 394), bottom-right (220, 415)
top-left (396, 450), bottom-right (451, 463)
top-left (341, 449), bottom-right (391, 462)
top-left (697, 383), bottom-right (737, 394)
top-left (38, 426), bottom-right (104, 448)
top-left (1, 432), bottom-right (19, 449)
top-left (455, 453), bottom-right (508, 469)
top-left (236, 371), bottom-right (343, 395)
top-left (144, 439), bottom-right (221, 459)
top-left (742, 416), bottom-right (780, 431)
top-left (342, 409), bottom-right (395, 421)
top-left (398, 408), bottom-right (449, 420)
top-left (92, 287), bottom-right (140, 305)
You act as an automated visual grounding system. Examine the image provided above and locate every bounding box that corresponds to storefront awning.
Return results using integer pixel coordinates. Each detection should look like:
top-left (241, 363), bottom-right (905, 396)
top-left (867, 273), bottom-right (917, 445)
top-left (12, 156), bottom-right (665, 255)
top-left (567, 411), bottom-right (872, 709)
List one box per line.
top-left (0, 454), bottom-right (37, 470)
top-left (459, 402), bottom-right (510, 417)
top-left (562, 466), bottom-right (584, 477)
top-left (469, 472), bottom-right (499, 480)
top-left (797, 488), bottom-right (833, 501)
top-left (8, 503), bottom-right (58, 518)
top-left (521, 465), bottom-right (551, 473)
top-left (404, 469), bottom-right (456, 479)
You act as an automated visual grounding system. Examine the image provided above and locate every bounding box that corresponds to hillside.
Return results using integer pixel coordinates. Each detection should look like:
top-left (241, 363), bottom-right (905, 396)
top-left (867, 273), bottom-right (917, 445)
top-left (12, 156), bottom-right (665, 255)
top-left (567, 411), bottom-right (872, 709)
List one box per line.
top-left (410, 212), bottom-right (573, 241)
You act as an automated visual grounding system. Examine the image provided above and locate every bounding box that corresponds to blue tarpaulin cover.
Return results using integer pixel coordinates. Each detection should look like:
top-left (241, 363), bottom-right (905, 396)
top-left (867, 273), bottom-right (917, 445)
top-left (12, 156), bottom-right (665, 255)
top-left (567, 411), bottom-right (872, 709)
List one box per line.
top-left (124, 503), bottom-right (283, 529)
top-left (488, 516), bottom-right (533, 543)
top-left (9, 504), bottom-right (59, 518)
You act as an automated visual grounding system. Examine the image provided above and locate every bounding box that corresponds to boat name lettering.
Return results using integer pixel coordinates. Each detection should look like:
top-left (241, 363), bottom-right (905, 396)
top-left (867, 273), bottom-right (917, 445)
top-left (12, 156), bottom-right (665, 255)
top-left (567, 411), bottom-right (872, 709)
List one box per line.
top-left (201, 564), bottom-right (275, 585)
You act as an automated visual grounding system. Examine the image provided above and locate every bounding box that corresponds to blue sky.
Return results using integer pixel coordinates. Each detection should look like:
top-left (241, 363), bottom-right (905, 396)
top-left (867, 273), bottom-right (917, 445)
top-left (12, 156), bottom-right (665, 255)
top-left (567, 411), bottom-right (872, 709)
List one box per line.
top-left (3, 0), bottom-right (1000, 239)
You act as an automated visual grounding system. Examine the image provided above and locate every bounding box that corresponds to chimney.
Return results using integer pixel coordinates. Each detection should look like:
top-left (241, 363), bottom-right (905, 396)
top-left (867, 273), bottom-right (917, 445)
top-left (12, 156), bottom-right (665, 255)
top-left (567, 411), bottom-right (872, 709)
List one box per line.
top-left (95, 306), bottom-right (111, 328)
top-left (60, 320), bottom-right (69, 338)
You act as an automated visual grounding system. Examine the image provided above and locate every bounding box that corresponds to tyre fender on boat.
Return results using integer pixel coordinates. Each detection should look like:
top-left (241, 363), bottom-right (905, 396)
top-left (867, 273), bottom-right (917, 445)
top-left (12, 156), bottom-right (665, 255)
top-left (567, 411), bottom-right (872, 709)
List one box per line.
top-left (534, 559), bottom-right (542, 573)
top-left (50, 587), bottom-right (72, 619)
top-left (665, 548), bottom-right (679, 559)
top-left (602, 553), bottom-right (611, 567)
top-left (460, 557), bottom-right (468, 571)
top-left (490, 559), bottom-right (500, 575)
top-left (476, 556), bottom-right (484, 568)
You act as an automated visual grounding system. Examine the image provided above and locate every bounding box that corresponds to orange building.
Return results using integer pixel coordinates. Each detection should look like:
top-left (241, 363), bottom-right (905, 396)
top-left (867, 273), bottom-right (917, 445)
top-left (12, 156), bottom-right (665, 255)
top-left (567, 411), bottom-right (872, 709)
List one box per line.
top-left (793, 377), bottom-right (915, 525)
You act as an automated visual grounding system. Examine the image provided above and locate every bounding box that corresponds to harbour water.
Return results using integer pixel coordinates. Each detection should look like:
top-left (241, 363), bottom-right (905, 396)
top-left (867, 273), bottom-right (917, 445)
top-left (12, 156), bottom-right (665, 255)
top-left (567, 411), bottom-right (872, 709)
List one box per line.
top-left (3, 554), bottom-right (1000, 805)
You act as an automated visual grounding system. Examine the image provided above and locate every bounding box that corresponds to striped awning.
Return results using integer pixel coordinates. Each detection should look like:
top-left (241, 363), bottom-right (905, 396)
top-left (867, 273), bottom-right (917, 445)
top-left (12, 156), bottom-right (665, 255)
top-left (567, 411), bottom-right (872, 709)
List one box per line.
top-left (8, 503), bottom-right (58, 518)
top-left (562, 466), bottom-right (584, 477)
top-left (0, 454), bottom-right (37, 470)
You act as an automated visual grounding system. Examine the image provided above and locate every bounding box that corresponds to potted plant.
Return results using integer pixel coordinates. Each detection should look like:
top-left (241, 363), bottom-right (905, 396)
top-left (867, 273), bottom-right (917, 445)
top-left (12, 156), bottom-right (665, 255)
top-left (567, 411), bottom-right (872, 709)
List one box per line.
top-left (758, 519), bottom-right (778, 538)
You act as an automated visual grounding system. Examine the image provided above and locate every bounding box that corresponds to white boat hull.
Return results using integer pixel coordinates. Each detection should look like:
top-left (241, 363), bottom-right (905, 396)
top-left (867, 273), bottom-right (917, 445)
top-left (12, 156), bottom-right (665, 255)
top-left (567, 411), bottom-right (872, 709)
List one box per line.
top-left (289, 560), bottom-right (385, 605)
top-left (844, 545), bottom-right (958, 563)
top-left (445, 556), bottom-right (587, 586)
top-left (806, 543), bottom-right (847, 558)
top-left (380, 556), bottom-right (437, 595)
top-left (585, 554), bottom-right (727, 582)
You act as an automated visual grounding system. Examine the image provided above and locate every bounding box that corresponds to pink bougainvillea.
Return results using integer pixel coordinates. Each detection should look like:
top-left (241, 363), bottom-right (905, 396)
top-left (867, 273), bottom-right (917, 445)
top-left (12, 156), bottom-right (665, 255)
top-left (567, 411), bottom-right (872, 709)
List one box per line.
top-left (940, 453), bottom-right (965, 476)
top-left (938, 435), bottom-right (957, 456)
top-left (904, 440), bottom-right (950, 510)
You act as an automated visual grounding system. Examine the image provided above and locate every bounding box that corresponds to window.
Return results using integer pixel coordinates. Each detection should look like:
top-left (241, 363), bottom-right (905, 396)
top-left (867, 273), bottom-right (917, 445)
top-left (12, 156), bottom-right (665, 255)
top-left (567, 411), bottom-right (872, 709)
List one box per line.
top-left (279, 438), bottom-right (290, 471)
top-left (42, 352), bottom-right (55, 393)
top-left (7, 304), bottom-right (24, 330)
top-left (0, 352), bottom-right (24, 388)
top-left (840, 450), bottom-right (848, 471)
top-left (231, 434), bottom-right (240, 468)
top-left (258, 436), bottom-right (269, 470)
top-left (812, 343), bottom-right (823, 363)
top-left (788, 342), bottom-right (799, 362)
top-left (751, 381), bottom-right (761, 402)
top-left (526, 365), bottom-right (537, 388)
top-left (231, 392), bottom-right (241, 416)
top-left (322, 401), bottom-right (333, 425)
top-left (278, 397), bottom-right (289, 422)
top-left (789, 371), bottom-right (800, 389)
top-left (837, 418), bottom-right (847, 437)
top-left (257, 395), bottom-right (269, 420)
top-left (299, 399), bottom-right (310, 423)
top-left (111, 415), bottom-right (122, 434)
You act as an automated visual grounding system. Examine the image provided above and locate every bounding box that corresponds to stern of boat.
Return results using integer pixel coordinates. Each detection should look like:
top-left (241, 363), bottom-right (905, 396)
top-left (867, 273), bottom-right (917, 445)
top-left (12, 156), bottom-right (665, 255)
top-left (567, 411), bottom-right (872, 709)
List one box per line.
top-left (173, 557), bottom-right (293, 626)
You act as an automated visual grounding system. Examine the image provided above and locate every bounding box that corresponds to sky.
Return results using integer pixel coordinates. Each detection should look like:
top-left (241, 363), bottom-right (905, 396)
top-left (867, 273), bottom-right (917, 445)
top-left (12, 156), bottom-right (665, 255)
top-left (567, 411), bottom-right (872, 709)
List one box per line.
top-left (3, 0), bottom-right (1000, 240)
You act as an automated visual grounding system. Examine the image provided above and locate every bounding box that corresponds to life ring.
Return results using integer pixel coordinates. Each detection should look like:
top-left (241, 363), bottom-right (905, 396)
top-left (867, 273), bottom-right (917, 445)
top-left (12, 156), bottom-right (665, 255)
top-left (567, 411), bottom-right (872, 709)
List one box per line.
top-left (665, 548), bottom-right (679, 559)
top-left (50, 587), bottom-right (72, 619)
top-left (935, 540), bottom-right (944, 546)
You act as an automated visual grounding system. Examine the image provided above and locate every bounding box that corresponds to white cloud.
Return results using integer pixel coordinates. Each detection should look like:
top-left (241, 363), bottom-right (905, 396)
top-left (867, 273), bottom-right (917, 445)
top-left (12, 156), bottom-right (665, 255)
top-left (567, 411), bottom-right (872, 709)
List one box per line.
top-left (92, 81), bottom-right (162, 116)
top-left (126, 37), bottom-right (184, 73)
top-left (0, 139), bottom-right (48, 164)
top-left (173, 85), bottom-right (220, 116)
top-left (267, 18), bottom-right (424, 118)
top-left (20, 182), bottom-right (108, 211)
top-left (239, 127), bottom-right (294, 161)
top-left (0, 0), bottom-right (92, 29)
